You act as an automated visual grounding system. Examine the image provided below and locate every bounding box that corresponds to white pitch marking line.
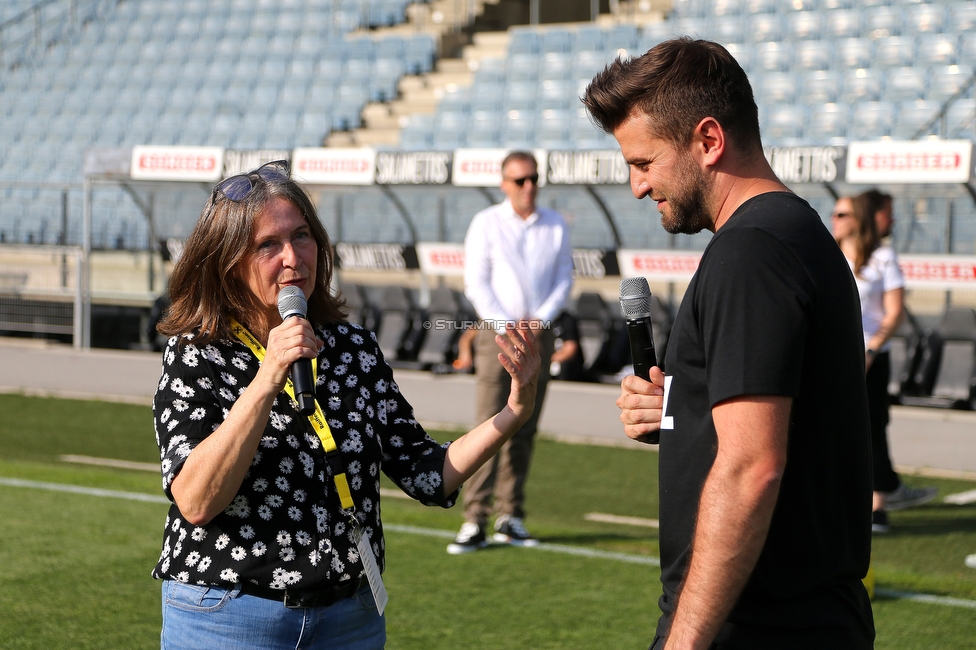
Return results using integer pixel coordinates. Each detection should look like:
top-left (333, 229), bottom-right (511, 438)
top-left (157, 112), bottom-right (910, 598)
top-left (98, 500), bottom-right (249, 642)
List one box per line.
top-left (585, 512), bottom-right (660, 528)
top-left (5, 478), bottom-right (976, 610)
top-left (944, 489), bottom-right (976, 505)
top-left (60, 454), bottom-right (159, 472)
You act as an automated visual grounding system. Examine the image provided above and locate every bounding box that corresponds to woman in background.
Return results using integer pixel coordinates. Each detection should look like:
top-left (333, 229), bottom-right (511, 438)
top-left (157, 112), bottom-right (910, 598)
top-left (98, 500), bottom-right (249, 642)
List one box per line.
top-left (831, 191), bottom-right (936, 534)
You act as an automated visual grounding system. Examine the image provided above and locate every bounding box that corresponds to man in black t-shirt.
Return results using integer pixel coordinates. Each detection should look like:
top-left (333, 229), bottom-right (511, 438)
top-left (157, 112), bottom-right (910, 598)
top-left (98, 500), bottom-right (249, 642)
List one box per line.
top-left (584, 39), bottom-right (874, 648)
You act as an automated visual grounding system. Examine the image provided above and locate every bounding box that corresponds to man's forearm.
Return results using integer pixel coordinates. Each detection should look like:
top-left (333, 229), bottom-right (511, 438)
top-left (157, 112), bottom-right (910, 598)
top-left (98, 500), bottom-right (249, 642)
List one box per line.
top-left (664, 461), bottom-right (782, 649)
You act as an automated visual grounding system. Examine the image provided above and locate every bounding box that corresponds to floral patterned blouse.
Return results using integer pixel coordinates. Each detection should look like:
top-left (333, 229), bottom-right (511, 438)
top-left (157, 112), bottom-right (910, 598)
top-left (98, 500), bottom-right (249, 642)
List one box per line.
top-left (151, 322), bottom-right (458, 590)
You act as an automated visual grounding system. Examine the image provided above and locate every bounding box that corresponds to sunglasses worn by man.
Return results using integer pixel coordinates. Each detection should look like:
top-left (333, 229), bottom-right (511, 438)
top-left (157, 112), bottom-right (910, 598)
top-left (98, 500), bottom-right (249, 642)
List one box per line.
top-left (506, 173), bottom-right (539, 187)
top-left (212, 160), bottom-right (290, 204)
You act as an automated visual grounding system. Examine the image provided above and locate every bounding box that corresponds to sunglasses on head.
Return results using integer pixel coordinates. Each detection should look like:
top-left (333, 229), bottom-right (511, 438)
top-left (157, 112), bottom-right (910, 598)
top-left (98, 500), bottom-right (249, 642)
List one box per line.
top-left (212, 160), bottom-right (290, 203)
top-left (506, 173), bottom-right (539, 187)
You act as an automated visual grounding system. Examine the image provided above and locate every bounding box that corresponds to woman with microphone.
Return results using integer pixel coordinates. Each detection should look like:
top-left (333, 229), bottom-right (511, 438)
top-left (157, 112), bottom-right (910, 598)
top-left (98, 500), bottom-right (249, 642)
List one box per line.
top-left (152, 160), bottom-right (539, 649)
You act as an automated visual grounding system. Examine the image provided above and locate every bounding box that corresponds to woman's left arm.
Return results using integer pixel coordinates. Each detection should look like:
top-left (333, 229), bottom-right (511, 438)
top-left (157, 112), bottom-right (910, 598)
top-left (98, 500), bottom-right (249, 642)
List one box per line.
top-left (866, 287), bottom-right (905, 369)
top-left (442, 322), bottom-right (541, 494)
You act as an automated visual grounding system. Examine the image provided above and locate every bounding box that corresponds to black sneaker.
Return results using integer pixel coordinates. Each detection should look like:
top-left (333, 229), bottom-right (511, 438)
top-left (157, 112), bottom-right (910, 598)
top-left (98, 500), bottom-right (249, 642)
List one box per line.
top-left (872, 510), bottom-right (890, 534)
top-left (447, 522), bottom-right (487, 554)
top-left (885, 483), bottom-right (938, 511)
top-left (493, 515), bottom-right (539, 547)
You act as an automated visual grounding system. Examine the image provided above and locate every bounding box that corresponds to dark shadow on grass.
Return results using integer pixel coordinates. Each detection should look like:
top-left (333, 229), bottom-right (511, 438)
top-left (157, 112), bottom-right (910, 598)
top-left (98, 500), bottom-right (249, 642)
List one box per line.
top-left (883, 504), bottom-right (976, 537)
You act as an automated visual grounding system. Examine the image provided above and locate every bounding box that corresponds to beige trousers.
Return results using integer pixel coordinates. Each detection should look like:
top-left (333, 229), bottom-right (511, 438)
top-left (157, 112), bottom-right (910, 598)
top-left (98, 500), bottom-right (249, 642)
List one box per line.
top-left (462, 324), bottom-right (554, 525)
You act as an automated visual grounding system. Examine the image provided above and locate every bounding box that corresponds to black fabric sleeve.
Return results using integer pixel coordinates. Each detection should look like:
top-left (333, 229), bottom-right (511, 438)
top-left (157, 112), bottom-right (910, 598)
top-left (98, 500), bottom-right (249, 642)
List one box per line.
top-left (695, 227), bottom-right (813, 406)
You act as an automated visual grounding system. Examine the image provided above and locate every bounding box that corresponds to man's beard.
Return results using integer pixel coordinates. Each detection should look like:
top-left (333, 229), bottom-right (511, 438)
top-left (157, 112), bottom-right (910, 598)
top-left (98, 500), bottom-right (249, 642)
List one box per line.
top-left (659, 154), bottom-right (711, 235)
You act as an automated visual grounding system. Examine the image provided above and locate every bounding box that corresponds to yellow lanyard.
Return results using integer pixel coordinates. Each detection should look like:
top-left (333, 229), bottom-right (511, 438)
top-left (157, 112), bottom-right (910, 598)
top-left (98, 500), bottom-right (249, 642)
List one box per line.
top-left (230, 318), bottom-right (355, 511)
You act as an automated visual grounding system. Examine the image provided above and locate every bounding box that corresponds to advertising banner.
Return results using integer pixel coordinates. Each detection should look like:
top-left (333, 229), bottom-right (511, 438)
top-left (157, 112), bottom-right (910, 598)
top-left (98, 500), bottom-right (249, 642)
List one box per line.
top-left (335, 242), bottom-right (419, 271)
top-left (130, 146), bottom-right (224, 182)
top-left (375, 151), bottom-right (452, 185)
top-left (451, 148), bottom-right (548, 187)
top-left (416, 242), bottom-right (465, 276)
top-left (846, 140), bottom-right (972, 184)
top-left (617, 249), bottom-right (702, 281)
top-left (546, 150), bottom-right (629, 185)
top-left (765, 145), bottom-right (846, 184)
top-left (898, 254), bottom-right (976, 289)
top-left (292, 148), bottom-right (376, 185)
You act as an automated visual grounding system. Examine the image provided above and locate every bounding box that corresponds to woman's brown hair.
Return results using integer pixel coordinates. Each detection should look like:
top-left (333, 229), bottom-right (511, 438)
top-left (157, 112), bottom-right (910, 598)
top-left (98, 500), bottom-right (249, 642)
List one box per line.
top-left (848, 192), bottom-right (882, 277)
top-left (157, 173), bottom-right (346, 344)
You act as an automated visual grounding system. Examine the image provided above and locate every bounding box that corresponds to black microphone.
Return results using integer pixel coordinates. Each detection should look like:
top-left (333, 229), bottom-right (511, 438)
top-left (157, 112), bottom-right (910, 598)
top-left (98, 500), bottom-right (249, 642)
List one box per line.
top-left (619, 277), bottom-right (660, 444)
top-left (277, 286), bottom-right (316, 416)
top-left (619, 277), bottom-right (658, 380)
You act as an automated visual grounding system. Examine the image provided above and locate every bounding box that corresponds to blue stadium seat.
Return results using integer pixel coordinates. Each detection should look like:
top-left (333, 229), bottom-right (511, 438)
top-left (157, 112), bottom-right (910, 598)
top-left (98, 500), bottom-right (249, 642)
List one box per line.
top-left (883, 67), bottom-right (927, 103)
top-left (604, 23), bottom-right (639, 51)
top-left (541, 28), bottom-right (574, 54)
top-left (799, 70), bottom-right (842, 104)
top-left (747, 13), bottom-right (784, 43)
top-left (785, 11), bottom-right (823, 41)
top-left (806, 103), bottom-right (851, 143)
top-left (892, 100), bottom-right (940, 139)
top-left (507, 53), bottom-right (539, 82)
top-left (863, 6), bottom-right (902, 38)
top-left (840, 68), bottom-right (884, 103)
top-left (509, 29), bottom-right (540, 55)
top-left (754, 42), bottom-right (792, 72)
top-left (575, 25), bottom-right (604, 52)
top-left (929, 65), bottom-right (974, 103)
top-left (824, 9), bottom-right (861, 39)
top-left (834, 38), bottom-right (873, 69)
top-left (906, 4), bottom-right (946, 35)
top-left (793, 41), bottom-right (832, 71)
top-left (540, 52), bottom-right (573, 81)
top-left (746, 0), bottom-right (777, 15)
top-left (708, 15), bottom-right (747, 44)
top-left (762, 104), bottom-right (807, 143)
top-left (916, 34), bottom-right (959, 67)
top-left (757, 72), bottom-right (797, 105)
top-left (947, 1), bottom-right (976, 34)
top-left (873, 36), bottom-right (915, 69)
top-left (945, 99), bottom-right (975, 138)
top-left (849, 101), bottom-right (895, 140)
top-left (723, 43), bottom-right (752, 73)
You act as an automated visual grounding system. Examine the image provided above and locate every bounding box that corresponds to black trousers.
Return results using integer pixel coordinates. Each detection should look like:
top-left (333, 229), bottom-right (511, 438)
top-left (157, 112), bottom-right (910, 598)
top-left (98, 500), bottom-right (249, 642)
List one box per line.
top-left (866, 351), bottom-right (900, 493)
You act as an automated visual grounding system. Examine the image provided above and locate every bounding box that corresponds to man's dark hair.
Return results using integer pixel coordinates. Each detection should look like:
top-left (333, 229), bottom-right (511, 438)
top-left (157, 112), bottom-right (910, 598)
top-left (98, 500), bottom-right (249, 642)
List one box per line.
top-left (582, 38), bottom-right (762, 153)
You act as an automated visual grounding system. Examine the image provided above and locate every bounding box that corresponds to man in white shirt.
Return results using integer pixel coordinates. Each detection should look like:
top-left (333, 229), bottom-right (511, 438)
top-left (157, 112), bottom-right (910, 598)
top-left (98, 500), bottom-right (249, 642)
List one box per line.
top-left (448, 151), bottom-right (574, 554)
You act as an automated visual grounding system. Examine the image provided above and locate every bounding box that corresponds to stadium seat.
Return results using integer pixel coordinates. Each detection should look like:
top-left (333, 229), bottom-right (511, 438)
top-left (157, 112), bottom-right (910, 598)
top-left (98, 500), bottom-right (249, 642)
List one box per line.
top-left (927, 65), bottom-right (976, 102)
top-left (539, 52), bottom-right (573, 81)
top-left (823, 8), bottom-right (861, 39)
top-left (415, 286), bottom-right (467, 369)
top-left (762, 104), bottom-right (807, 143)
top-left (374, 285), bottom-right (422, 364)
top-left (541, 28), bottom-right (574, 54)
top-left (902, 308), bottom-right (976, 410)
top-left (793, 41), bottom-right (832, 71)
top-left (873, 36), bottom-right (915, 69)
top-left (575, 25), bottom-right (604, 52)
top-left (848, 101), bottom-right (895, 140)
top-left (799, 70), bottom-right (842, 104)
top-left (862, 6), bottom-right (902, 39)
top-left (887, 308), bottom-right (923, 403)
top-left (834, 38), bottom-right (873, 71)
top-left (892, 100), bottom-right (941, 139)
top-left (753, 42), bottom-right (792, 72)
top-left (785, 11), bottom-right (823, 41)
top-left (747, 13), bottom-right (784, 43)
top-left (947, 1), bottom-right (976, 34)
top-left (883, 67), bottom-right (927, 104)
top-left (605, 23), bottom-right (639, 51)
top-left (906, 4), bottom-right (946, 35)
top-left (945, 98), bottom-right (976, 138)
top-left (572, 292), bottom-right (621, 382)
top-left (708, 15), bottom-right (747, 44)
top-left (916, 33), bottom-right (959, 67)
top-left (757, 72), bottom-right (797, 105)
top-left (840, 68), bottom-right (884, 103)
top-left (805, 103), bottom-right (851, 143)
top-left (507, 53), bottom-right (539, 82)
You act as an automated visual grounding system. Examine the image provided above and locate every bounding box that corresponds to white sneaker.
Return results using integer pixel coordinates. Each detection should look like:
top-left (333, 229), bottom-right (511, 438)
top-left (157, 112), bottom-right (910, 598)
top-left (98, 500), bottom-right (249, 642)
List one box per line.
top-left (965, 554), bottom-right (976, 570)
top-left (493, 515), bottom-right (539, 547)
top-left (447, 522), bottom-right (487, 555)
top-left (885, 483), bottom-right (938, 511)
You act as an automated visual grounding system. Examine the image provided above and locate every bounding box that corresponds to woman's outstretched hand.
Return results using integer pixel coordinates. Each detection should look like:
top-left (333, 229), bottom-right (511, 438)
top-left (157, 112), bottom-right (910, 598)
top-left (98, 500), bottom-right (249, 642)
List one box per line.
top-left (497, 320), bottom-right (541, 425)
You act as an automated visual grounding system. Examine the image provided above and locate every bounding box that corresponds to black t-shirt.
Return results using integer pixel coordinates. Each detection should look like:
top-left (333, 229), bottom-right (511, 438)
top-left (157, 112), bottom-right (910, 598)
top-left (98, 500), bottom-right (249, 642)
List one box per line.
top-left (656, 193), bottom-right (874, 646)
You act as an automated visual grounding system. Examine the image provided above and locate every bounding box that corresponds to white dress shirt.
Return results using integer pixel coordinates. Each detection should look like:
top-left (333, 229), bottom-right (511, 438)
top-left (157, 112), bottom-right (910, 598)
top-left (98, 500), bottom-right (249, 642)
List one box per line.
top-left (464, 199), bottom-right (574, 330)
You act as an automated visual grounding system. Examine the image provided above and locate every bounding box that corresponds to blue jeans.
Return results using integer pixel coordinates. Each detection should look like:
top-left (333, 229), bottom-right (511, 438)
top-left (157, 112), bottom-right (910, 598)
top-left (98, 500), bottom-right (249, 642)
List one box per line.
top-left (161, 580), bottom-right (386, 650)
